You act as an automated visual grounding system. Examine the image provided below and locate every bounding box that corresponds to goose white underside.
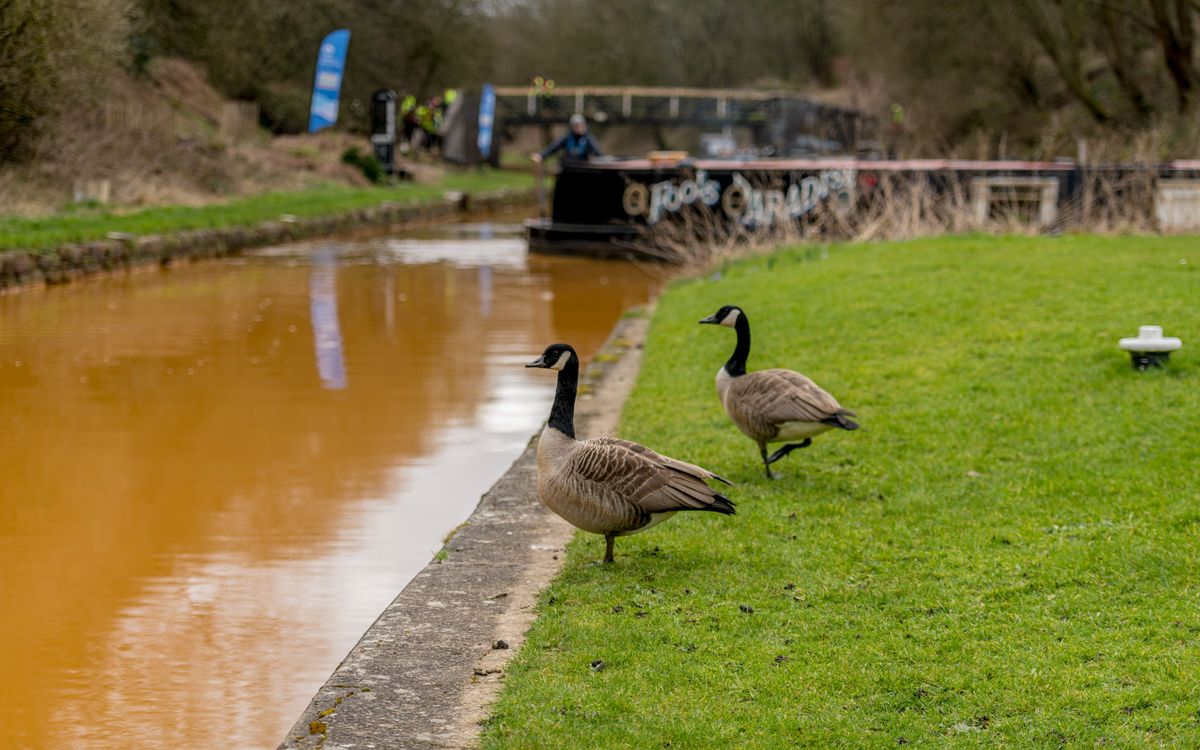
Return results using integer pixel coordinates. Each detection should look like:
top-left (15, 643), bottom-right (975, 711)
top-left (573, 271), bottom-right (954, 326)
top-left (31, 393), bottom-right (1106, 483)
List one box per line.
top-left (616, 511), bottom-right (677, 536)
top-left (774, 420), bottom-right (835, 441)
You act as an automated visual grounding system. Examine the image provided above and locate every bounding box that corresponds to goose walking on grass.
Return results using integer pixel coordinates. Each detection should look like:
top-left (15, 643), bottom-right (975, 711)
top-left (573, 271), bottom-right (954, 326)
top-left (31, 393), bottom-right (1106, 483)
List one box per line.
top-left (699, 305), bottom-right (859, 479)
top-left (526, 343), bottom-right (735, 563)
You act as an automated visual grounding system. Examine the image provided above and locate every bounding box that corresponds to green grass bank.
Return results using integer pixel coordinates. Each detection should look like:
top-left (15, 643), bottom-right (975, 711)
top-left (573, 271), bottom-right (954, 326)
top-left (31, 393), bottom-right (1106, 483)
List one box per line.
top-left (0, 169), bottom-right (532, 251)
top-left (483, 235), bottom-right (1199, 748)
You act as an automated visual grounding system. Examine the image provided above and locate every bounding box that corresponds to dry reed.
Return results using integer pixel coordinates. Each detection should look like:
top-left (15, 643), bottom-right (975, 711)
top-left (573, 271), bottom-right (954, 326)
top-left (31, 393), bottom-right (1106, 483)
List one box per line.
top-left (630, 166), bottom-right (1170, 275)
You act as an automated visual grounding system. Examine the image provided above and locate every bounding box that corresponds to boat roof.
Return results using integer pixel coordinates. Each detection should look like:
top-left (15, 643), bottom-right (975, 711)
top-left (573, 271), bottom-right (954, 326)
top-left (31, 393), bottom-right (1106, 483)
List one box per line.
top-left (572, 158), bottom-right (1200, 172)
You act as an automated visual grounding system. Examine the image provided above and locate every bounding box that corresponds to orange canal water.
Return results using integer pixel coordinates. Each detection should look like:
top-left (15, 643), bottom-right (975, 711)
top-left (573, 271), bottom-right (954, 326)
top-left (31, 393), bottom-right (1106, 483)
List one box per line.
top-left (0, 222), bottom-right (659, 749)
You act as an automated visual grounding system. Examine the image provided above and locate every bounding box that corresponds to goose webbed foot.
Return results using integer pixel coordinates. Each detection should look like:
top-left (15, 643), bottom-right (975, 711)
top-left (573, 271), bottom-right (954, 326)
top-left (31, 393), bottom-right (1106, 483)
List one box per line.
top-left (767, 439), bottom-right (812, 465)
top-left (603, 533), bottom-right (616, 564)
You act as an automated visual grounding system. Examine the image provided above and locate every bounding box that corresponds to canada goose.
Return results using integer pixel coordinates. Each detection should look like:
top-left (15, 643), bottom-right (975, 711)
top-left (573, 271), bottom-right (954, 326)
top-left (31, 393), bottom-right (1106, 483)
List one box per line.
top-left (525, 343), bottom-right (735, 563)
top-left (699, 305), bottom-right (858, 479)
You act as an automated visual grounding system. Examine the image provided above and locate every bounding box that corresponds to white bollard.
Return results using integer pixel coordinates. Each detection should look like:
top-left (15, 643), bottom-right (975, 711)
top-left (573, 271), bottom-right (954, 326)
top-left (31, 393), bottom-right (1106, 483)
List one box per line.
top-left (1118, 326), bottom-right (1182, 370)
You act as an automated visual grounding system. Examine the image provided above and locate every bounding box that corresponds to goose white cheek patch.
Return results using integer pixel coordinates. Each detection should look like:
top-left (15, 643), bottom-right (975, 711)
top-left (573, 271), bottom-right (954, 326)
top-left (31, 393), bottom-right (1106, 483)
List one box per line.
top-left (549, 351), bottom-right (572, 370)
top-left (721, 309), bottom-right (741, 327)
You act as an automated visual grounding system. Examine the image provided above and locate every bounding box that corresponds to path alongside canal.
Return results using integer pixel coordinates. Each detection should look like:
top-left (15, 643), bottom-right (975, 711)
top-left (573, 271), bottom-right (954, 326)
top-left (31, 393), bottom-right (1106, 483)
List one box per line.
top-left (279, 312), bottom-right (650, 750)
top-left (0, 172), bottom-right (534, 291)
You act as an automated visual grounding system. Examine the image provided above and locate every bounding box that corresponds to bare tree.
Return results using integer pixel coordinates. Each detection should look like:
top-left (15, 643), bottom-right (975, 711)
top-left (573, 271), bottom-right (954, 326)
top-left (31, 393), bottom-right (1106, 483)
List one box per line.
top-left (1098, 2), bottom-right (1155, 119)
top-left (1146, 0), bottom-right (1198, 111)
top-left (1013, 0), bottom-right (1112, 123)
top-left (0, 0), bottom-right (131, 161)
top-left (849, 0), bottom-right (1199, 154)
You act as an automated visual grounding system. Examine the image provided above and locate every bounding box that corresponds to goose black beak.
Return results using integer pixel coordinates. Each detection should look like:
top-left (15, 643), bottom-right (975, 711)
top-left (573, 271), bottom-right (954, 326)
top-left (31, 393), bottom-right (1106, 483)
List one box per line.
top-left (698, 313), bottom-right (721, 324)
top-left (525, 355), bottom-right (548, 368)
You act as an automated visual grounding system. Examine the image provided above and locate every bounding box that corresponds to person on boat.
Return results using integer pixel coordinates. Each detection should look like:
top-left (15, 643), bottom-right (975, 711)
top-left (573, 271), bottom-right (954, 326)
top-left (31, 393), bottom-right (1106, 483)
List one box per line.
top-left (531, 114), bottom-right (601, 165)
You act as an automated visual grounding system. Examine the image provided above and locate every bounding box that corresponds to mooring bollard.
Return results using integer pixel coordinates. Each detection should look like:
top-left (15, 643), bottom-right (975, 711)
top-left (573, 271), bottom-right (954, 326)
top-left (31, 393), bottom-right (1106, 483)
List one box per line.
top-left (1119, 325), bottom-right (1182, 370)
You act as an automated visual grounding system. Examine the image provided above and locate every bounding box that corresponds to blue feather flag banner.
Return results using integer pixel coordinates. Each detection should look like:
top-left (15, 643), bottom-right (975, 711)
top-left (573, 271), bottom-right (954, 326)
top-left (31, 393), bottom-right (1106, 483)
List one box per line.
top-left (477, 83), bottom-right (496, 159)
top-left (308, 29), bottom-right (351, 133)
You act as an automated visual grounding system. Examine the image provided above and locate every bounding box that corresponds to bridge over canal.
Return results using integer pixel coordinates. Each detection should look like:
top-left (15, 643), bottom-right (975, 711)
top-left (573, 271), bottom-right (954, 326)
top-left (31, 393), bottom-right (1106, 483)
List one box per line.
top-left (492, 85), bottom-right (872, 155)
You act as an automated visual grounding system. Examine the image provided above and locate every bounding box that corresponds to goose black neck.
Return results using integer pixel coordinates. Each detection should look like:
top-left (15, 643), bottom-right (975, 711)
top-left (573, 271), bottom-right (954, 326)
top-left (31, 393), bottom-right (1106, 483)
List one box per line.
top-left (724, 313), bottom-right (751, 377)
top-left (548, 359), bottom-right (579, 438)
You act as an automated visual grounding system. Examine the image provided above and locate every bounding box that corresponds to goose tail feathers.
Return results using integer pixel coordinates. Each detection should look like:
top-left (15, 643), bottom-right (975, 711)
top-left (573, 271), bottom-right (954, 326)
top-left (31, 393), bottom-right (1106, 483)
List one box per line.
top-left (704, 493), bottom-right (736, 515)
top-left (709, 472), bottom-right (734, 487)
top-left (822, 409), bottom-right (859, 431)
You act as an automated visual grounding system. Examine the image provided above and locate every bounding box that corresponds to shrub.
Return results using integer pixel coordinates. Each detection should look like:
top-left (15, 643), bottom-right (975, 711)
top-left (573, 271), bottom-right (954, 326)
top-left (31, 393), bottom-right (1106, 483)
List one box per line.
top-left (257, 82), bottom-right (312, 135)
top-left (340, 147), bottom-right (383, 183)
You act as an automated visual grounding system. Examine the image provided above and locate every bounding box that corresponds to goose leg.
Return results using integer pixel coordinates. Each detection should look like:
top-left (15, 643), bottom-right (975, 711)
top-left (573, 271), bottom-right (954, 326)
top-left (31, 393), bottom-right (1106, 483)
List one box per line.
top-left (767, 439), bottom-right (813, 465)
top-left (759, 444), bottom-right (776, 480)
top-left (603, 533), bottom-right (616, 564)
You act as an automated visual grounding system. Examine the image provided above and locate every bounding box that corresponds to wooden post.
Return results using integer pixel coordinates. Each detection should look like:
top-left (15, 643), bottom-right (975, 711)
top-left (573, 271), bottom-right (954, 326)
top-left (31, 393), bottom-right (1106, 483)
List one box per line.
top-left (970, 178), bottom-right (991, 226)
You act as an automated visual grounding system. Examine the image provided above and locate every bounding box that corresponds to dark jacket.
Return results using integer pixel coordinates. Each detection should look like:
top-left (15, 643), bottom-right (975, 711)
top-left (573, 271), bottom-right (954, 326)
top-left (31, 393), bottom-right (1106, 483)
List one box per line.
top-left (540, 131), bottom-right (602, 162)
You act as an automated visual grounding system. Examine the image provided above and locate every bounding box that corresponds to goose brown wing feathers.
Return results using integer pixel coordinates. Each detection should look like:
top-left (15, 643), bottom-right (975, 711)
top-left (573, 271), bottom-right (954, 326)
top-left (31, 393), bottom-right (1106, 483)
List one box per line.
top-left (568, 437), bottom-right (735, 515)
top-left (733, 368), bottom-right (845, 425)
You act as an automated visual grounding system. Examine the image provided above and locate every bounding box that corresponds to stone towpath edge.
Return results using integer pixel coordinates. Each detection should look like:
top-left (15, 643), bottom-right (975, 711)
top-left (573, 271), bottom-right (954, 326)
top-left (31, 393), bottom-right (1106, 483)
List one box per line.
top-left (279, 310), bottom-right (651, 750)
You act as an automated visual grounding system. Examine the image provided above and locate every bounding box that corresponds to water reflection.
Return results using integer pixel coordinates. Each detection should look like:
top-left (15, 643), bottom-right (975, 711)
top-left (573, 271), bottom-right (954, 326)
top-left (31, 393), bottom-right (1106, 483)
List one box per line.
top-left (0, 231), bottom-right (659, 750)
top-left (479, 264), bottom-right (493, 318)
top-left (309, 248), bottom-right (347, 390)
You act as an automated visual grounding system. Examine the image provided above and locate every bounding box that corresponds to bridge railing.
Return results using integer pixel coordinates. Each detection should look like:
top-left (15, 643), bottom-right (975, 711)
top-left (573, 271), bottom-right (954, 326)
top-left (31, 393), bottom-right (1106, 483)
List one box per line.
top-left (493, 85), bottom-right (834, 124)
top-left (491, 85), bottom-right (872, 153)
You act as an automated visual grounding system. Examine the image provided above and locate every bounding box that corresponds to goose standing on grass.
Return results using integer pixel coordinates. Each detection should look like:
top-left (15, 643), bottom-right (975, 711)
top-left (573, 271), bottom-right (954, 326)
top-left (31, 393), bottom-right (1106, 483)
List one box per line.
top-left (525, 343), bottom-right (735, 563)
top-left (699, 305), bottom-right (859, 479)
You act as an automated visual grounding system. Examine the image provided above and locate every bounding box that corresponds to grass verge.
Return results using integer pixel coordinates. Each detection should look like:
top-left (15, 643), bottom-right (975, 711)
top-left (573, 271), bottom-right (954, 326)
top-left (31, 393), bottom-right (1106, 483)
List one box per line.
top-left (0, 169), bottom-right (532, 251)
top-left (482, 234), bottom-right (1199, 748)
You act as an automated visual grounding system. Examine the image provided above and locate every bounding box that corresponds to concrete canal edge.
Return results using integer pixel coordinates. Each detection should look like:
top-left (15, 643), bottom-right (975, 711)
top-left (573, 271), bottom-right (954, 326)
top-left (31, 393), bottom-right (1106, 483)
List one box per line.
top-left (0, 186), bottom-right (535, 292)
top-left (278, 310), bottom-right (652, 750)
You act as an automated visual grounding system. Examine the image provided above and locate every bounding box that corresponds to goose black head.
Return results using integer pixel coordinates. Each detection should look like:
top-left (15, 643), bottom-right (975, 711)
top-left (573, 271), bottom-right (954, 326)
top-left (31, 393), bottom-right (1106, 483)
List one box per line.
top-left (525, 343), bottom-right (577, 371)
top-left (699, 305), bottom-right (744, 328)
